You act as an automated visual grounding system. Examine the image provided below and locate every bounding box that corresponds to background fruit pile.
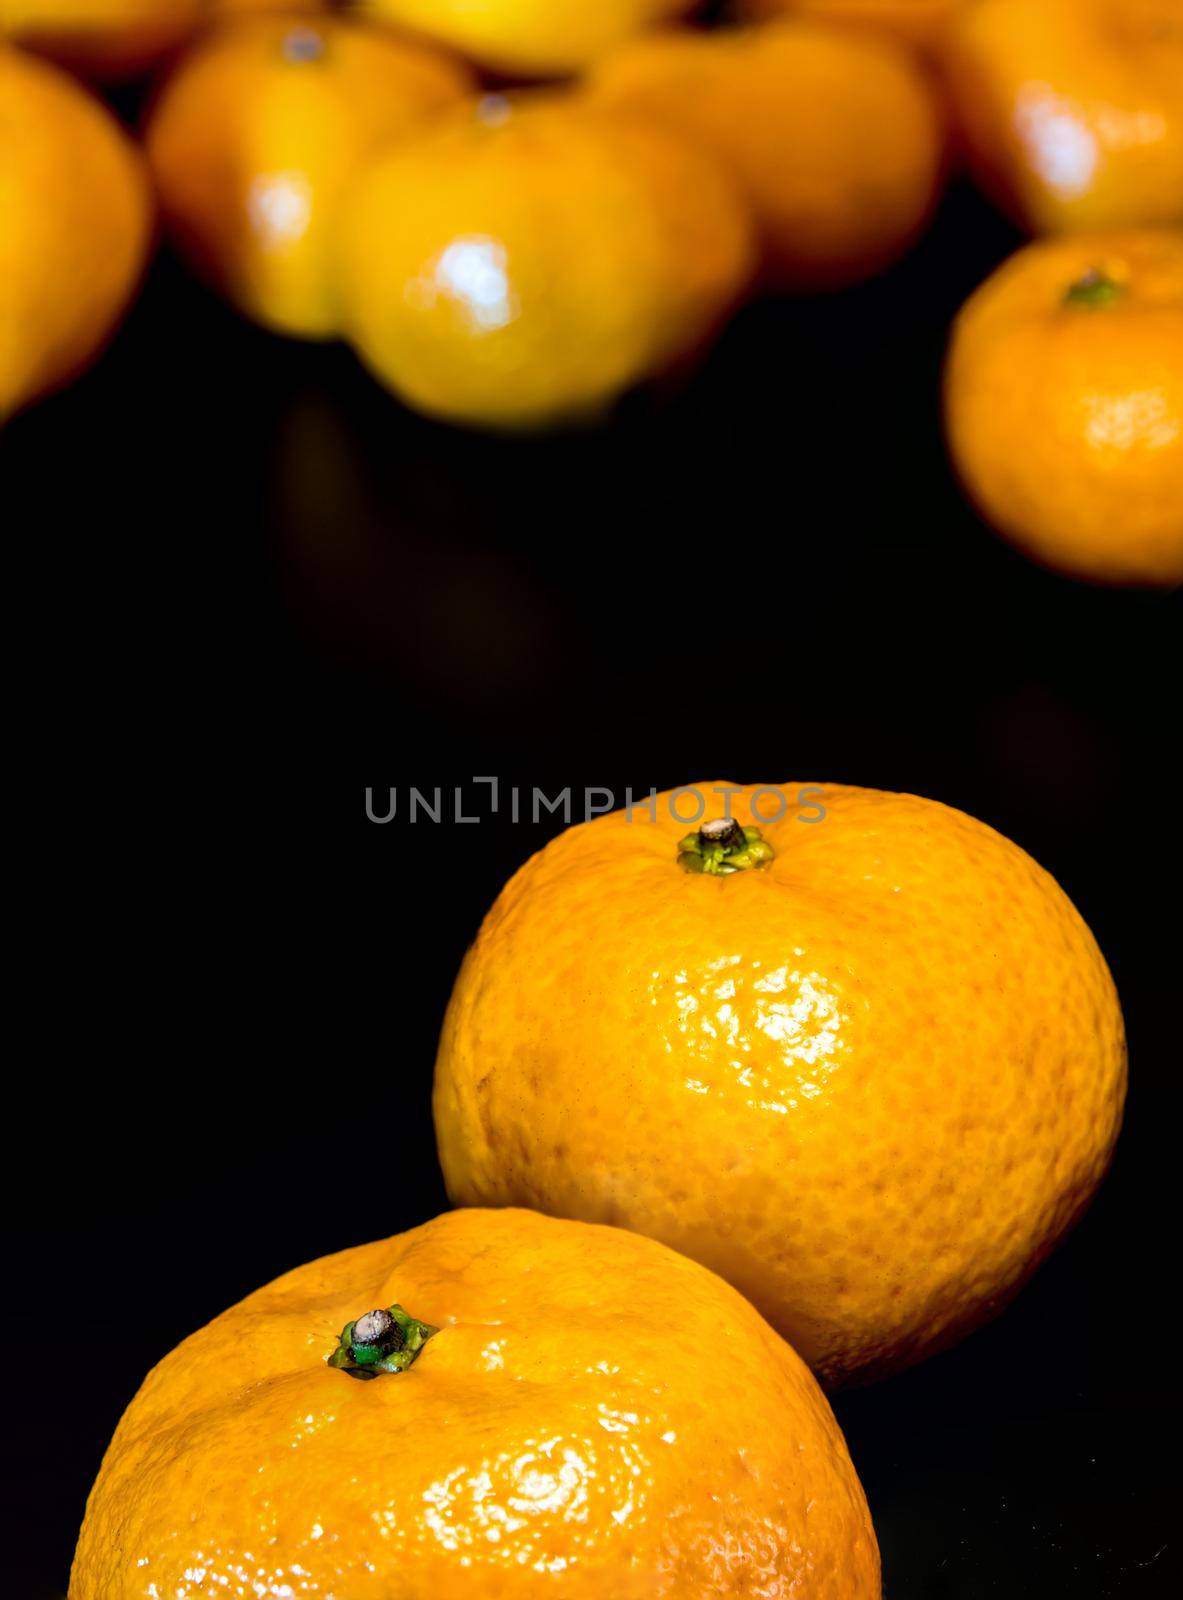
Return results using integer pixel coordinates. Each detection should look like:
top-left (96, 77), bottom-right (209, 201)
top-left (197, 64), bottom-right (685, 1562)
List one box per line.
top-left (3, 0), bottom-right (1181, 583)
top-left (3, 7), bottom-right (1179, 1598)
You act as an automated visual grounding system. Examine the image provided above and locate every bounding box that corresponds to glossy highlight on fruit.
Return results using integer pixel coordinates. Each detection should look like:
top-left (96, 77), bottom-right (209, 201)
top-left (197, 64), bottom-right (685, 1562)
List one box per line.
top-left (353, 0), bottom-right (696, 77)
top-left (0, 43), bottom-right (153, 417)
top-left (145, 14), bottom-right (472, 339)
top-left (338, 94), bottom-right (755, 430)
top-left (435, 783), bottom-right (1126, 1386)
top-left (945, 0), bottom-right (1183, 234)
top-left (590, 20), bottom-right (947, 289)
top-left (70, 1208), bottom-right (880, 1598)
top-left (946, 228), bottom-right (1183, 587)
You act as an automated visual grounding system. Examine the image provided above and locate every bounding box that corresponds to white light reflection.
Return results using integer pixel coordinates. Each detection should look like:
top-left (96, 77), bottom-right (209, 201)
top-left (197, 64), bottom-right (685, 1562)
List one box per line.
top-left (248, 171), bottom-right (313, 248)
top-left (433, 237), bottom-right (514, 331)
top-left (1015, 85), bottom-right (1098, 198)
top-left (1085, 389), bottom-right (1179, 452)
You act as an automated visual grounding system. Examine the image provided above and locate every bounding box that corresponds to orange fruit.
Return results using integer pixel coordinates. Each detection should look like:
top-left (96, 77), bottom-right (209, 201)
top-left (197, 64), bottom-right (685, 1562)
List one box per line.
top-left (214, 0), bottom-right (324, 12)
top-left (589, 21), bottom-right (947, 290)
top-left (944, 0), bottom-right (1183, 234)
top-left (0, 1), bottom-right (335, 74)
top-left (338, 94), bottom-right (755, 429)
top-left (70, 1208), bottom-right (881, 1598)
top-left (0, 44), bottom-right (153, 418)
top-left (739, 0), bottom-right (965, 54)
top-left (0, 0), bottom-right (204, 77)
top-left (946, 228), bottom-right (1183, 587)
top-left (145, 15), bottom-right (473, 339)
top-left (434, 784), bottom-right (1126, 1386)
top-left (352, 0), bottom-right (696, 77)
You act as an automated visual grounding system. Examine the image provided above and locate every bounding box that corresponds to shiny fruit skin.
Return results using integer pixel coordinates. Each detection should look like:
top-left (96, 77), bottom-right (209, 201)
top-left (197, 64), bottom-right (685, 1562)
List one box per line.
top-left (740, 0), bottom-right (964, 54)
top-left (352, 0), bottom-right (696, 78)
top-left (70, 1208), bottom-right (880, 1599)
top-left (0, 44), bottom-right (153, 417)
top-left (338, 96), bottom-right (755, 430)
top-left (946, 228), bottom-right (1183, 587)
top-left (589, 21), bottom-right (946, 290)
top-left (0, 0), bottom-right (204, 77)
top-left (145, 15), bottom-right (473, 339)
top-left (435, 784), bottom-right (1126, 1387)
top-left (944, 0), bottom-right (1183, 234)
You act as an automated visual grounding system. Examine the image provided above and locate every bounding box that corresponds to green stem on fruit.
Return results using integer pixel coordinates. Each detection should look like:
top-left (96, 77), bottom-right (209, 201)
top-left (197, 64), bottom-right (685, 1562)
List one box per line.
top-left (677, 818), bottom-right (774, 876)
top-left (328, 1305), bottom-right (438, 1379)
top-left (1064, 269), bottom-right (1123, 310)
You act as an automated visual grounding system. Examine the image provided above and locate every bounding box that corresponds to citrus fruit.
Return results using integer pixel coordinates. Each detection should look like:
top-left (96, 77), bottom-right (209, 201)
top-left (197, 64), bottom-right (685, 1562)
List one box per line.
top-left (739, 0), bottom-right (964, 54)
top-left (144, 15), bottom-right (472, 339)
top-left (70, 1208), bottom-right (881, 1598)
top-left (434, 784), bottom-right (1126, 1386)
top-left (944, 0), bottom-right (1183, 233)
top-left (0, 44), bottom-right (153, 418)
top-left (946, 228), bottom-right (1183, 587)
top-left (0, 0), bottom-right (203, 77)
top-left (337, 94), bottom-right (755, 429)
top-left (352, 0), bottom-right (696, 77)
top-left (215, 0), bottom-right (324, 13)
top-left (589, 20), bottom-right (947, 289)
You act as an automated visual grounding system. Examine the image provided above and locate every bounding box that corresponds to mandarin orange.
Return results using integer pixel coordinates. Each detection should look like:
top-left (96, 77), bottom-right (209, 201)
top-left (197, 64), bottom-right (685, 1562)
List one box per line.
top-left (589, 21), bottom-right (947, 289)
top-left (338, 94), bottom-right (755, 429)
top-left (71, 1208), bottom-right (880, 1598)
top-left (944, 0), bottom-right (1183, 233)
top-left (145, 14), bottom-right (472, 338)
top-left (353, 0), bottom-right (696, 77)
top-left (0, 0), bottom-right (203, 76)
top-left (740, 0), bottom-right (964, 54)
top-left (946, 228), bottom-right (1183, 586)
top-left (1, 44), bottom-right (153, 417)
top-left (435, 784), bottom-right (1126, 1385)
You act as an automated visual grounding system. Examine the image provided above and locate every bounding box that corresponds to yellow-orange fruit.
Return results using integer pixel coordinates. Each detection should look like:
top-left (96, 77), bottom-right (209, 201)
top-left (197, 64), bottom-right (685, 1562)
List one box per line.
top-left (589, 21), bottom-right (947, 289)
top-left (352, 0), bottom-right (696, 77)
top-left (740, 0), bottom-right (965, 54)
top-left (214, 0), bottom-right (325, 13)
top-left (946, 228), bottom-right (1183, 587)
top-left (435, 783), bottom-right (1126, 1386)
top-left (71, 1208), bottom-right (880, 1598)
top-left (0, 0), bottom-right (203, 76)
top-left (944, 0), bottom-right (1183, 234)
top-left (145, 15), bottom-right (472, 338)
top-left (0, 44), bottom-right (153, 417)
top-left (338, 94), bottom-right (755, 429)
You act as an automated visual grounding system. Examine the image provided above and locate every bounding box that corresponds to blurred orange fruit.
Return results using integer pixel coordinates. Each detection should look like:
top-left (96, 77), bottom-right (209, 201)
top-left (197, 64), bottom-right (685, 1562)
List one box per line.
top-left (590, 21), bottom-right (946, 289)
top-left (945, 0), bottom-right (1183, 233)
top-left (338, 95), bottom-right (755, 429)
top-left (214, 0), bottom-right (324, 13)
top-left (0, 0), bottom-right (203, 76)
top-left (946, 228), bottom-right (1183, 586)
top-left (0, 44), bottom-right (153, 417)
top-left (435, 783), bottom-right (1126, 1385)
top-left (740, 0), bottom-right (964, 54)
top-left (353, 0), bottom-right (696, 77)
top-left (145, 16), bottom-right (472, 338)
top-left (71, 1208), bottom-right (881, 1598)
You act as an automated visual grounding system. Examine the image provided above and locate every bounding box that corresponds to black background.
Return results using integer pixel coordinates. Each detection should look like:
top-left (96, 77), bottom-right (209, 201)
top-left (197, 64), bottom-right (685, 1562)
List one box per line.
top-left (4, 127), bottom-right (1180, 1596)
